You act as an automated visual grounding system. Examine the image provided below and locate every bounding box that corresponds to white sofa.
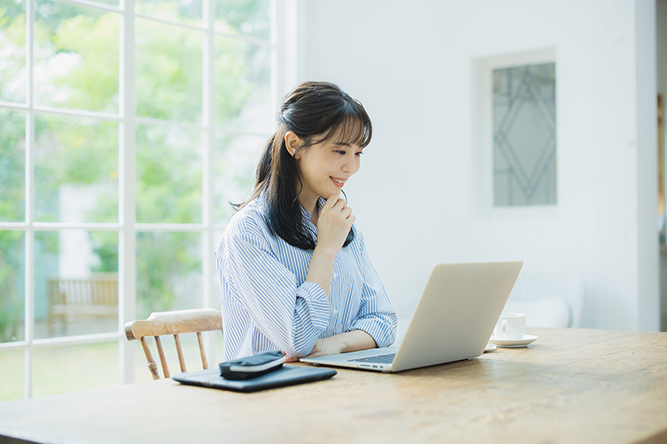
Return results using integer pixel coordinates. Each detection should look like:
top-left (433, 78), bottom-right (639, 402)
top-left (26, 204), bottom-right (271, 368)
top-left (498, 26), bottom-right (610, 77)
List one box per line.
top-left (502, 272), bottom-right (585, 328)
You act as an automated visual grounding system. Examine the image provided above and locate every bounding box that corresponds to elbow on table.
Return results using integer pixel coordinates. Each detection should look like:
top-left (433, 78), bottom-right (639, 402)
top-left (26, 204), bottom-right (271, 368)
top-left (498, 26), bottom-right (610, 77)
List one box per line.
top-left (281, 341), bottom-right (315, 359)
top-left (280, 331), bottom-right (321, 358)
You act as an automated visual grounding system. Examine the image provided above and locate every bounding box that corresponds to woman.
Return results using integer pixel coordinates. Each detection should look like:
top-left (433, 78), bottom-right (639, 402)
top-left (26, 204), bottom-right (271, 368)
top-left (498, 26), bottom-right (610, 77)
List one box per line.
top-left (215, 81), bottom-right (397, 361)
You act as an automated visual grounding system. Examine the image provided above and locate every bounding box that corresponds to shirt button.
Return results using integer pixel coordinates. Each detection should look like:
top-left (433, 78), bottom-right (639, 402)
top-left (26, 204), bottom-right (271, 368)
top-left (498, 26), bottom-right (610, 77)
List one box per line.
top-left (333, 309), bottom-right (338, 315)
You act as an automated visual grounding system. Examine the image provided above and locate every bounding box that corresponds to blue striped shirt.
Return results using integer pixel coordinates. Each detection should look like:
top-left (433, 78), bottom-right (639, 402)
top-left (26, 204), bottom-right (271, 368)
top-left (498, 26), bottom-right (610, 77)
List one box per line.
top-left (215, 194), bottom-right (397, 361)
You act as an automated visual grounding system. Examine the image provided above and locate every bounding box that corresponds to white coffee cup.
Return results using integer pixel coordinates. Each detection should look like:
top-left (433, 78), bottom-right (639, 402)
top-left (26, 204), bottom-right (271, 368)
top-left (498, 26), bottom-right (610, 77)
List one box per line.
top-left (494, 313), bottom-right (526, 340)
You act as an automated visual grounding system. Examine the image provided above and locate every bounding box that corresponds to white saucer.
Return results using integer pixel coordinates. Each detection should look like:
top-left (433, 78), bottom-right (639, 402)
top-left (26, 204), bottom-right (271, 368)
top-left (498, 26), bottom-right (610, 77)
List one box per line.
top-left (489, 334), bottom-right (538, 348)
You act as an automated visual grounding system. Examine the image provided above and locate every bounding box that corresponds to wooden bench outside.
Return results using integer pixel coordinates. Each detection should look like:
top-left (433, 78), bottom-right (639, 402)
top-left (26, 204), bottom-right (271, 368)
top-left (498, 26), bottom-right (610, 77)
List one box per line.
top-left (47, 273), bottom-right (118, 336)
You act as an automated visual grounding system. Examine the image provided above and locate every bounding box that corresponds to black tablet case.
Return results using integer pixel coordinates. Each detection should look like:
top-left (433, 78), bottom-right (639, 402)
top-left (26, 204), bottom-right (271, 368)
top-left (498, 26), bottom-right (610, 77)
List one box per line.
top-left (172, 365), bottom-right (336, 393)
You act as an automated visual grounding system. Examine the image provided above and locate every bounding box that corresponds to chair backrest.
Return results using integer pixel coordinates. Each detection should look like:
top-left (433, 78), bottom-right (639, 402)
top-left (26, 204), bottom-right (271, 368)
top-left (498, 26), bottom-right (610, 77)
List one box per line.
top-left (125, 308), bottom-right (223, 380)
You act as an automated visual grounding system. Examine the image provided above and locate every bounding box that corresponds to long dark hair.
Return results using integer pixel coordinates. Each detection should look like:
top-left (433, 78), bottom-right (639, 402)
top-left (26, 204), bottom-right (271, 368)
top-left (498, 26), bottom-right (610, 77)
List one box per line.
top-left (236, 81), bottom-right (372, 250)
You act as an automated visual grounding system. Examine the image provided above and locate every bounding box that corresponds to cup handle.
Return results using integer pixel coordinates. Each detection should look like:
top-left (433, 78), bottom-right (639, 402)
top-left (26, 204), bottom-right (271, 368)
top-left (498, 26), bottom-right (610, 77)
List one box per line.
top-left (501, 320), bottom-right (508, 336)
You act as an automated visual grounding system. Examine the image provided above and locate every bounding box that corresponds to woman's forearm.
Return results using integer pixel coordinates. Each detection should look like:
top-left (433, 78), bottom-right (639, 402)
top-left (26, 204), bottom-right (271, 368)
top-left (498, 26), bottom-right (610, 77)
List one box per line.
top-left (337, 329), bottom-right (378, 353)
top-left (305, 246), bottom-right (337, 297)
top-left (294, 329), bottom-right (377, 361)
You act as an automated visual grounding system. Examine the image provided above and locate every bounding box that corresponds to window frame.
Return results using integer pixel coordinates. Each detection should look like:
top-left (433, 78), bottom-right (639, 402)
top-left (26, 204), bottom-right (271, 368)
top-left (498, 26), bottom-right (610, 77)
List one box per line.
top-left (0, 0), bottom-right (291, 397)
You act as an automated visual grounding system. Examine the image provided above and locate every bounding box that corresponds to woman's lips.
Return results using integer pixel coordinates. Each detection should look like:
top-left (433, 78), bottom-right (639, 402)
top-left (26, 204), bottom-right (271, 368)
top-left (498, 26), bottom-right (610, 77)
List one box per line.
top-left (330, 177), bottom-right (346, 188)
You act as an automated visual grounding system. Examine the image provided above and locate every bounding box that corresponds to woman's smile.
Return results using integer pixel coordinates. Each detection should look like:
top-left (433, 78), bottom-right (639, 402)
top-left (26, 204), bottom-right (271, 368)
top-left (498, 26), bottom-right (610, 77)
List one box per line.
top-left (330, 177), bottom-right (347, 187)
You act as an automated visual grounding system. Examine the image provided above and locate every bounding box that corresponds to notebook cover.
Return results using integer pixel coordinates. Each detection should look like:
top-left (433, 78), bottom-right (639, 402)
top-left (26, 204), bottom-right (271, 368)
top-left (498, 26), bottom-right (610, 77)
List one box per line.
top-left (172, 365), bottom-right (336, 393)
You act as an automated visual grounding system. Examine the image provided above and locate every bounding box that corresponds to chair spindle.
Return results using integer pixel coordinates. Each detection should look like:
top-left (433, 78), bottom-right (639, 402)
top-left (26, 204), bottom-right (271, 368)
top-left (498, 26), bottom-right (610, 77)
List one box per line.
top-left (197, 332), bottom-right (208, 369)
top-left (140, 337), bottom-right (160, 380)
top-left (154, 336), bottom-right (170, 378)
top-left (174, 334), bottom-right (187, 373)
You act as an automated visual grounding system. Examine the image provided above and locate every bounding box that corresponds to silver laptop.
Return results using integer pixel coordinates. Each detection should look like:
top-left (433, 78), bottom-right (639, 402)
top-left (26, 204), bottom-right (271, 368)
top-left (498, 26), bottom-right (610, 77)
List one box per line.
top-left (301, 261), bottom-right (523, 372)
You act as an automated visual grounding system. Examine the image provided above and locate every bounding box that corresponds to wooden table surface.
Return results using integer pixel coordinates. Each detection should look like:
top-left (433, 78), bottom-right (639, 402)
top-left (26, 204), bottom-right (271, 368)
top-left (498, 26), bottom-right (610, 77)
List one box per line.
top-left (1, 328), bottom-right (666, 444)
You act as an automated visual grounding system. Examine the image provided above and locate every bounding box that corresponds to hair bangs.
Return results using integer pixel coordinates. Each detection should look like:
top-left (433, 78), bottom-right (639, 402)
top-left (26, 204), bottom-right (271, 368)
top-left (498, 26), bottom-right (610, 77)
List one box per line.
top-left (313, 111), bottom-right (372, 149)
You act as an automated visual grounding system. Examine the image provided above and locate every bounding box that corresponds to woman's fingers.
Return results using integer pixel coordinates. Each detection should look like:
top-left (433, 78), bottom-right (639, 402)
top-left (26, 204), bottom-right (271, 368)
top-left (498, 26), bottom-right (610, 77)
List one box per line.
top-left (325, 195), bottom-right (352, 219)
top-left (326, 194), bottom-right (342, 209)
top-left (317, 195), bottom-right (354, 253)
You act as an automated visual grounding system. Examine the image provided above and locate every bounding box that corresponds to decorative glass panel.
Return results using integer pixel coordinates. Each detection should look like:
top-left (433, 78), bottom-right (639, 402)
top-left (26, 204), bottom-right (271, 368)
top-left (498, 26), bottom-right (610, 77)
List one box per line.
top-left (0, 231), bottom-right (25, 343)
top-left (214, 133), bottom-right (264, 224)
top-left (215, 0), bottom-right (271, 41)
top-left (214, 36), bottom-right (272, 132)
top-left (135, 232), bottom-right (202, 319)
top-left (34, 0), bottom-right (119, 113)
top-left (0, 0), bottom-right (27, 103)
top-left (136, 124), bottom-right (203, 224)
top-left (0, 110), bottom-right (26, 222)
top-left (33, 342), bottom-right (118, 397)
top-left (493, 63), bottom-right (556, 206)
top-left (136, 18), bottom-right (203, 123)
top-left (34, 230), bottom-right (118, 339)
top-left (34, 114), bottom-right (119, 223)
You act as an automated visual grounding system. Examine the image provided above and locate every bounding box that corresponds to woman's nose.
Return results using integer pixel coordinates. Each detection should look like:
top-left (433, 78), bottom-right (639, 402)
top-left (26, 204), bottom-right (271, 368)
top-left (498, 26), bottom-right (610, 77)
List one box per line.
top-left (342, 154), bottom-right (359, 174)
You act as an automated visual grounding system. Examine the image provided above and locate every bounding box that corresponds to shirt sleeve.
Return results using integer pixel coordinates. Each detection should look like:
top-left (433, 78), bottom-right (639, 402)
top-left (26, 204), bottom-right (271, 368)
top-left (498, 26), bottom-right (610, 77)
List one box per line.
top-left (348, 230), bottom-right (397, 348)
top-left (219, 222), bottom-right (331, 358)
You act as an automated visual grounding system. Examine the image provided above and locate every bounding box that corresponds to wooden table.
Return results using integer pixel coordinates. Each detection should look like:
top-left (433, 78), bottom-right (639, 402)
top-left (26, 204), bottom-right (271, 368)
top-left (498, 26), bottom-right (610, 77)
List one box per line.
top-left (1, 328), bottom-right (666, 444)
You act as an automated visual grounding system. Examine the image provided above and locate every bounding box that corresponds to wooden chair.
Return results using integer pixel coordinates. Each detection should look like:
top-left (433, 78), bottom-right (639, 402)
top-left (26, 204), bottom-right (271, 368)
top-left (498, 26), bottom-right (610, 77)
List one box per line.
top-left (124, 308), bottom-right (223, 380)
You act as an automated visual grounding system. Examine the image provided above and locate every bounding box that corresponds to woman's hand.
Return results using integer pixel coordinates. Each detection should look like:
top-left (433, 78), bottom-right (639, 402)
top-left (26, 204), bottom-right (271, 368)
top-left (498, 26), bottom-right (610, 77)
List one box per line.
top-left (304, 195), bottom-right (355, 296)
top-left (303, 336), bottom-right (347, 358)
top-left (282, 337), bottom-right (343, 363)
top-left (280, 330), bottom-right (378, 362)
top-left (304, 330), bottom-right (377, 358)
top-left (315, 195), bottom-right (355, 256)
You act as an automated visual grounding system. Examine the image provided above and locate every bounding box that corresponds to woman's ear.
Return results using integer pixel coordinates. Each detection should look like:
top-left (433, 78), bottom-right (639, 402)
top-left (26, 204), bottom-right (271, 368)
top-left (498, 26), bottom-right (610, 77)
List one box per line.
top-left (284, 131), bottom-right (302, 159)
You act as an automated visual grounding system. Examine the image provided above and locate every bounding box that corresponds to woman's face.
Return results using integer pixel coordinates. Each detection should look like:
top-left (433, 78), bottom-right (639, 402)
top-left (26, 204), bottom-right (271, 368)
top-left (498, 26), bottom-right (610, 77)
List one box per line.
top-left (294, 136), bottom-right (363, 207)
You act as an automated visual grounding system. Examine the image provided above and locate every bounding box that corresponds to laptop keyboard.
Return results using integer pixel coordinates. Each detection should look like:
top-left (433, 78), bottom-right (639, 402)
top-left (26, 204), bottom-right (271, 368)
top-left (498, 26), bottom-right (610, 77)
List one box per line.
top-left (348, 353), bottom-right (396, 364)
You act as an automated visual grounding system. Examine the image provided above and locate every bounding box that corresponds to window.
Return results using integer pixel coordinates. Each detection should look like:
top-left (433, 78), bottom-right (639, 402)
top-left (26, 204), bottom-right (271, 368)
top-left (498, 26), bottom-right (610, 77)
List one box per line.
top-left (0, 0), bottom-right (281, 399)
top-left (493, 62), bottom-right (557, 206)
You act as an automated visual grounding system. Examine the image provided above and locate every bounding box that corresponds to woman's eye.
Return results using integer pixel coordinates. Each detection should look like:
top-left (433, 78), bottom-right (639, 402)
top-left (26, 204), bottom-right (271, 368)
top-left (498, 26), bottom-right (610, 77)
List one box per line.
top-left (355, 152), bottom-right (363, 157)
top-left (335, 150), bottom-right (346, 155)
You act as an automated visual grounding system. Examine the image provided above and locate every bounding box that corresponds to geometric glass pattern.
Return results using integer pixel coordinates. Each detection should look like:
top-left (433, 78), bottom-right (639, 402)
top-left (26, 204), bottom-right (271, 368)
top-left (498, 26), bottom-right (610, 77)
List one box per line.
top-left (493, 63), bottom-right (556, 206)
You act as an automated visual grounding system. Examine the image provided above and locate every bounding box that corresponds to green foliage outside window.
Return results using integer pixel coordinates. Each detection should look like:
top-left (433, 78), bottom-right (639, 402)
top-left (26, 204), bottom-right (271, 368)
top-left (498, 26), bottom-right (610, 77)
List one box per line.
top-left (0, 0), bottom-right (271, 340)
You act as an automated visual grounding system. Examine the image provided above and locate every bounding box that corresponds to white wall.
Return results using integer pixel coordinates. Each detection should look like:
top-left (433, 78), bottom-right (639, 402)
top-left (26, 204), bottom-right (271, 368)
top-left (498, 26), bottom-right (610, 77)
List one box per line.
top-left (298, 0), bottom-right (659, 331)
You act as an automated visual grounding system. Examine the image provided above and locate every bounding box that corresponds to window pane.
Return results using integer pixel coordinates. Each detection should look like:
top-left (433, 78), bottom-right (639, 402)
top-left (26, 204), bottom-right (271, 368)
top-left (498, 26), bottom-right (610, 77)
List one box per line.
top-left (0, 349), bottom-right (24, 401)
top-left (215, 36), bottom-right (272, 132)
top-left (0, 0), bottom-right (27, 103)
top-left (33, 342), bottom-right (118, 397)
top-left (136, 232), bottom-right (202, 319)
top-left (214, 133), bottom-right (264, 224)
top-left (136, 0), bottom-right (202, 26)
top-left (136, 124), bottom-right (202, 223)
top-left (215, 0), bottom-right (271, 41)
top-left (493, 63), bottom-right (557, 206)
top-left (90, 0), bottom-right (119, 6)
top-left (0, 231), bottom-right (25, 343)
top-left (34, 230), bottom-right (118, 340)
top-left (34, 0), bottom-right (119, 113)
top-left (136, 19), bottom-right (203, 123)
top-left (34, 114), bottom-right (118, 223)
top-left (0, 110), bottom-right (25, 222)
